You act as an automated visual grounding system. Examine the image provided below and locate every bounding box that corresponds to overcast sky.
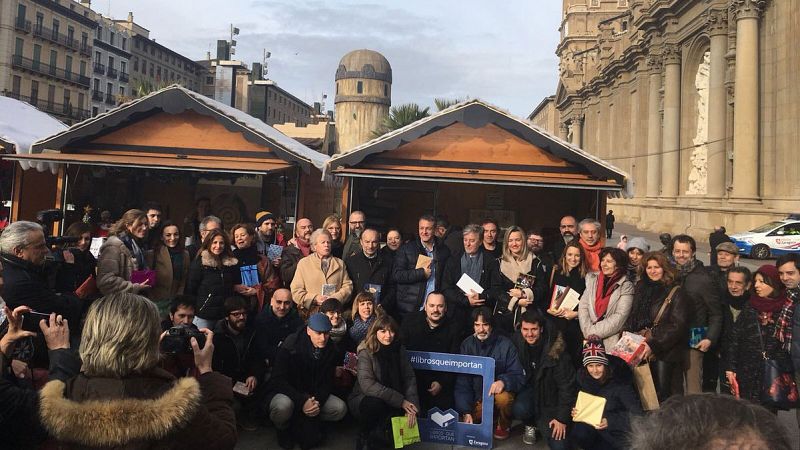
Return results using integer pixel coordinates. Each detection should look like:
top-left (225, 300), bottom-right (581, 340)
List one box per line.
top-left (104, 0), bottom-right (562, 117)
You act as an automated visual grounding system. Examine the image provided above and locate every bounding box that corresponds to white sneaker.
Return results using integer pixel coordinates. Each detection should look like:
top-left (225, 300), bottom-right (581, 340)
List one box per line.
top-left (523, 425), bottom-right (537, 445)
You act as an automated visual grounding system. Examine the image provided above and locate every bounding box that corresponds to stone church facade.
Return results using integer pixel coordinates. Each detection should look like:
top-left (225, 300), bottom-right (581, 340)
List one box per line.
top-left (532, 0), bottom-right (799, 237)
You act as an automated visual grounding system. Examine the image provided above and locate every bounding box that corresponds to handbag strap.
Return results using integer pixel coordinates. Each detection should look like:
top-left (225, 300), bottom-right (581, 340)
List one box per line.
top-left (549, 266), bottom-right (557, 290)
top-left (652, 286), bottom-right (679, 328)
top-left (755, 320), bottom-right (768, 360)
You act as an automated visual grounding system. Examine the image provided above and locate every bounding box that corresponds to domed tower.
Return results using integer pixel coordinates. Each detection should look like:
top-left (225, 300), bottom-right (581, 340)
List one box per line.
top-left (334, 49), bottom-right (392, 154)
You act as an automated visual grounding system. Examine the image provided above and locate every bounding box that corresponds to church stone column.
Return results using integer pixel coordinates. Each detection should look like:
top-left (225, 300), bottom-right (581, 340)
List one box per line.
top-left (559, 122), bottom-right (569, 141)
top-left (571, 115), bottom-right (583, 147)
top-left (661, 44), bottom-right (681, 200)
top-left (646, 54), bottom-right (663, 198)
top-left (706, 9), bottom-right (729, 199)
top-left (731, 0), bottom-right (765, 201)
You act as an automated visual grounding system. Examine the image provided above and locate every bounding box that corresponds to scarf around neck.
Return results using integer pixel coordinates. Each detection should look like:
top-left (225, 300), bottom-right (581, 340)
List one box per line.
top-left (500, 253), bottom-right (533, 283)
top-left (749, 292), bottom-right (786, 315)
top-left (775, 288), bottom-right (799, 350)
top-left (119, 232), bottom-right (145, 270)
top-left (676, 258), bottom-right (698, 279)
top-left (627, 277), bottom-right (669, 332)
top-left (375, 340), bottom-right (403, 392)
top-left (349, 314), bottom-right (375, 344)
top-left (579, 239), bottom-right (604, 271)
top-left (293, 237), bottom-right (311, 257)
top-left (329, 320), bottom-right (347, 343)
top-left (594, 270), bottom-right (624, 319)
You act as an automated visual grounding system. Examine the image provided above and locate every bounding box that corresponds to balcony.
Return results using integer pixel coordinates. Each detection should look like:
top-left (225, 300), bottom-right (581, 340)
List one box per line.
top-left (104, 93), bottom-right (116, 105)
top-left (79, 44), bottom-right (92, 57)
top-left (12, 54), bottom-right (90, 87)
top-left (32, 24), bottom-right (80, 52)
top-left (106, 66), bottom-right (118, 79)
top-left (119, 71), bottom-right (129, 83)
top-left (3, 91), bottom-right (90, 122)
top-left (93, 61), bottom-right (105, 75)
top-left (15, 17), bottom-right (31, 33)
top-left (92, 90), bottom-right (104, 102)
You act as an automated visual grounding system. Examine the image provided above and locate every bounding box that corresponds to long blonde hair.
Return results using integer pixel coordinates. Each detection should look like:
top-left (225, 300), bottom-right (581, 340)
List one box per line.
top-left (80, 293), bottom-right (161, 377)
top-left (110, 209), bottom-right (147, 236)
top-left (322, 215), bottom-right (343, 243)
top-left (501, 225), bottom-right (529, 262)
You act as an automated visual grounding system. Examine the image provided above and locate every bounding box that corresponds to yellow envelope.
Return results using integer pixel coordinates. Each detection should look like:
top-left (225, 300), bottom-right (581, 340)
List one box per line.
top-left (415, 254), bottom-right (432, 270)
top-left (574, 391), bottom-right (606, 428)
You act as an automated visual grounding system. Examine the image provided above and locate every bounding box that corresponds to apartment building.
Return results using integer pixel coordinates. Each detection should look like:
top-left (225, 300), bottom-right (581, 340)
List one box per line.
top-left (249, 78), bottom-right (314, 126)
top-left (0, 0), bottom-right (98, 124)
top-left (114, 12), bottom-right (202, 93)
top-left (90, 14), bottom-right (130, 116)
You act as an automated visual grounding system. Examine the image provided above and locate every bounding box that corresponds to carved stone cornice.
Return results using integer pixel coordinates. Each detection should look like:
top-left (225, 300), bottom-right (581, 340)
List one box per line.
top-left (570, 114), bottom-right (584, 125)
top-left (662, 44), bottom-right (681, 65)
top-left (706, 8), bottom-right (729, 36)
top-left (731, 0), bottom-right (767, 21)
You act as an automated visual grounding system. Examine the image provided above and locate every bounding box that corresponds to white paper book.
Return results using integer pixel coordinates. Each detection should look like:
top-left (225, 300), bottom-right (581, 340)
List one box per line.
top-left (456, 273), bottom-right (484, 295)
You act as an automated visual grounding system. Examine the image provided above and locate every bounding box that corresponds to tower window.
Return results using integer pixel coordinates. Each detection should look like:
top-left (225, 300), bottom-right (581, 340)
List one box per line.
top-left (384, 84), bottom-right (388, 97)
top-left (357, 81), bottom-right (363, 94)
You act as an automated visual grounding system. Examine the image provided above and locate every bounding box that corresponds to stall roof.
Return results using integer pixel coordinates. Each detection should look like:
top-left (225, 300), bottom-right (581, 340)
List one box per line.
top-left (0, 96), bottom-right (67, 173)
top-left (325, 99), bottom-right (630, 195)
top-left (4, 85), bottom-right (327, 173)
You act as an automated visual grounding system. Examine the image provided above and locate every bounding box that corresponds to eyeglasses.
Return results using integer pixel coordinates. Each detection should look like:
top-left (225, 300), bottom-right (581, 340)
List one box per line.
top-left (349, 221), bottom-right (365, 225)
top-left (229, 311), bottom-right (247, 318)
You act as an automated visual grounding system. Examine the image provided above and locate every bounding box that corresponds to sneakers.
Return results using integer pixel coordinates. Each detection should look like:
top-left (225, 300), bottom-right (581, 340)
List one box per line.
top-left (493, 424), bottom-right (510, 440)
top-left (522, 425), bottom-right (537, 445)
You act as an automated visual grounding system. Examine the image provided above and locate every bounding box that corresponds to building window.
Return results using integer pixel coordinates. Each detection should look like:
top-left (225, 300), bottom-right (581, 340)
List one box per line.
top-left (52, 19), bottom-right (59, 38)
top-left (35, 13), bottom-right (43, 31)
top-left (67, 26), bottom-right (74, 43)
top-left (17, 3), bottom-right (26, 20)
top-left (590, 0), bottom-right (600, 6)
top-left (357, 80), bottom-right (363, 94)
top-left (95, 25), bottom-right (102, 40)
top-left (122, 37), bottom-right (126, 50)
top-left (65, 55), bottom-right (72, 74)
top-left (120, 61), bottom-right (126, 74)
top-left (133, 58), bottom-right (138, 71)
top-left (30, 80), bottom-right (39, 104)
top-left (81, 32), bottom-right (88, 49)
top-left (80, 60), bottom-right (86, 76)
top-left (108, 56), bottom-right (114, 69)
top-left (119, 86), bottom-right (124, 96)
top-left (92, 106), bottom-right (98, 116)
top-left (106, 82), bottom-right (112, 95)
top-left (64, 89), bottom-right (71, 107)
top-left (149, 63), bottom-right (154, 77)
top-left (15, 37), bottom-right (23, 56)
top-left (78, 92), bottom-right (84, 109)
top-left (205, 76), bottom-right (213, 84)
top-left (12, 76), bottom-right (21, 95)
top-left (384, 83), bottom-right (388, 96)
top-left (94, 51), bottom-right (101, 64)
top-left (49, 50), bottom-right (57, 69)
top-left (93, 78), bottom-right (99, 90)
top-left (48, 85), bottom-right (55, 105)
top-left (109, 32), bottom-right (115, 46)
top-left (135, 39), bottom-right (140, 49)
top-left (156, 66), bottom-right (161, 79)
top-left (33, 44), bottom-right (41, 62)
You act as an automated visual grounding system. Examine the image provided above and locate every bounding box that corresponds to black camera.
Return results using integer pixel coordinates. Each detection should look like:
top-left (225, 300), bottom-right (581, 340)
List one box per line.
top-left (161, 324), bottom-right (206, 354)
top-left (36, 209), bottom-right (79, 266)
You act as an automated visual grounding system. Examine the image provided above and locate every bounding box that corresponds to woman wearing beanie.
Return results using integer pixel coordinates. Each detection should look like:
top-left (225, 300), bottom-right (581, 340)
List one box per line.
top-left (624, 237), bottom-right (650, 284)
top-left (623, 251), bottom-right (688, 401)
top-left (571, 337), bottom-right (643, 450)
top-left (725, 265), bottom-right (793, 408)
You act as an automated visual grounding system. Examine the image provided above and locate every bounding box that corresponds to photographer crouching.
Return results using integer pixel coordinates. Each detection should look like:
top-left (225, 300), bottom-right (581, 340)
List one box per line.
top-left (38, 292), bottom-right (237, 449)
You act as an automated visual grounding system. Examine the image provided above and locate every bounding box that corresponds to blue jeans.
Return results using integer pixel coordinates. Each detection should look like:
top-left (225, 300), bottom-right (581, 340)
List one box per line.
top-left (512, 385), bottom-right (569, 450)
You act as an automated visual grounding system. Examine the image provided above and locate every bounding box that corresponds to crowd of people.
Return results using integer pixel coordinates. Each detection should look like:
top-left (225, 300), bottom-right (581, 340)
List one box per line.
top-left (0, 203), bottom-right (795, 450)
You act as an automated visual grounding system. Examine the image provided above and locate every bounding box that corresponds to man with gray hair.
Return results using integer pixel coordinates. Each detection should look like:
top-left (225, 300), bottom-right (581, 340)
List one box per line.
top-left (577, 218), bottom-right (604, 271)
top-left (441, 224), bottom-right (501, 332)
top-left (187, 215), bottom-right (222, 259)
top-left (0, 221), bottom-right (81, 341)
top-left (290, 229), bottom-right (353, 318)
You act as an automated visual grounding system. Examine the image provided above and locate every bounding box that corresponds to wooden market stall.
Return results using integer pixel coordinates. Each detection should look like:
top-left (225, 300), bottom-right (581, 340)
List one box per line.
top-left (324, 99), bottom-right (630, 243)
top-left (3, 85), bottom-right (330, 234)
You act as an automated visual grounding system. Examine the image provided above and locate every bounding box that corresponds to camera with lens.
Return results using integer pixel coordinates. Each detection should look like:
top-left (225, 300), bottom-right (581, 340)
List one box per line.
top-left (36, 209), bottom-right (80, 265)
top-left (161, 324), bottom-right (206, 354)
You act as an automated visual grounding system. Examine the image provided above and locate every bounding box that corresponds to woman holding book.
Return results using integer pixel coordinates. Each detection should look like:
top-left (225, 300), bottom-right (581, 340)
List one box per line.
top-left (546, 240), bottom-right (590, 369)
top-left (231, 222), bottom-right (280, 314)
top-left (578, 248), bottom-right (634, 350)
top-left (186, 229), bottom-right (240, 329)
top-left (349, 314), bottom-right (419, 450)
top-left (725, 265), bottom-right (792, 408)
top-left (494, 225), bottom-right (548, 333)
top-left (145, 221), bottom-right (190, 316)
top-left (623, 252), bottom-right (688, 401)
top-left (571, 337), bottom-right (642, 450)
top-left (97, 209), bottom-right (151, 296)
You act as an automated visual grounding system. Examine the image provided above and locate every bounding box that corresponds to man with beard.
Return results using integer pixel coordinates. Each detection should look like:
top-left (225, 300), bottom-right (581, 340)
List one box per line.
top-left (346, 228), bottom-right (394, 311)
top-left (577, 218), bottom-right (604, 272)
top-left (551, 215), bottom-right (577, 262)
top-left (719, 267), bottom-right (752, 395)
top-left (342, 211), bottom-right (366, 261)
top-left (401, 292), bottom-right (462, 412)
top-left (255, 211), bottom-right (286, 258)
top-left (212, 296), bottom-right (266, 430)
top-left (672, 234), bottom-right (722, 395)
top-left (279, 217), bottom-right (314, 287)
top-left (394, 215), bottom-right (452, 318)
top-left (481, 218), bottom-right (502, 259)
top-left (526, 229), bottom-right (553, 270)
top-left (455, 307), bottom-right (524, 440)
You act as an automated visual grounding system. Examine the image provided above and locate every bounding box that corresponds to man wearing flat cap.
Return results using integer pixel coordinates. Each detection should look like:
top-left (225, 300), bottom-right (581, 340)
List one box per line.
top-left (266, 313), bottom-right (346, 449)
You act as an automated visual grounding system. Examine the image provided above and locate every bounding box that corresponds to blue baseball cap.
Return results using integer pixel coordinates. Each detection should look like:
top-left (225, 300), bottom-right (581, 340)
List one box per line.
top-left (308, 313), bottom-right (332, 333)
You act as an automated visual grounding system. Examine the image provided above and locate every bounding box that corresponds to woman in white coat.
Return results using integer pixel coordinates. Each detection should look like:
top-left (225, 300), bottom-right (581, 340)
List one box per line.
top-left (579, 247), bottom-right (634, 350)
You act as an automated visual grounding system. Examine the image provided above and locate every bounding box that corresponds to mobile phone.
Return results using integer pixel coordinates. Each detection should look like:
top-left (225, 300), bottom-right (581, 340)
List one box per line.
top-left (21, 311), bottom-right (51, 333)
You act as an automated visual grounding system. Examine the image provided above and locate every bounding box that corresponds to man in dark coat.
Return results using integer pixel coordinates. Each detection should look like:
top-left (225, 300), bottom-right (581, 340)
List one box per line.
top-left (346, 228), bottom-right (394, 311)
top-left (393, 215), bottom-right (451, 318)
top-left (455, 307), bottom-right (524, 440)
top-left (441, 224), bottom-right (502, 333)
top-left (708, 226), bottom-right (732, 267)
top-left (605, 210), bottom-right (615, 239)
top-left (342, 211), bottom-right (366, 262)
top-left (511, 310), bottom-right (577, 449)
top-left (400, 292), bottom-right (462, 412)
top-left (551, 215), bottom-right (577, 263)
top-left (435, 215), bottom-right (463, 255)
top-left (672, 234), bottom-right (722, 395)
top-left (266, 313), bottom-right (347, 449)
top-left (706, 241), bottom-right (740, 392)
top-left (253, 288), bottom-right (303, 368)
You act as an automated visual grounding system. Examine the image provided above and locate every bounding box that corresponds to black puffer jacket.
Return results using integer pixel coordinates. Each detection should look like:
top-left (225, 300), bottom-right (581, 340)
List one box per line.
top-left (186, 251), bottom-right (239, 321)
top-left (266, 329), bottom-right (337, 408)
top-left (393, 237), bottom-right (451, 315)
top-left (512, 321), bottom-right (577, 424)
top-left (680, 261), bottom-right (723, 346)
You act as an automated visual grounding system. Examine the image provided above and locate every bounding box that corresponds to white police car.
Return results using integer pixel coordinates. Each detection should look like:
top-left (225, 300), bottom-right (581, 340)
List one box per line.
top-left (730, 218), bottom-right (800, 259)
